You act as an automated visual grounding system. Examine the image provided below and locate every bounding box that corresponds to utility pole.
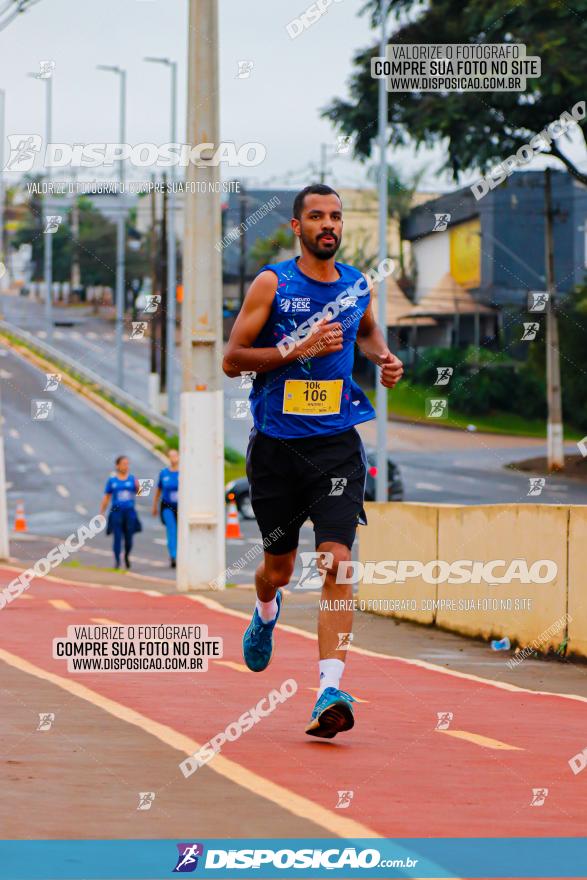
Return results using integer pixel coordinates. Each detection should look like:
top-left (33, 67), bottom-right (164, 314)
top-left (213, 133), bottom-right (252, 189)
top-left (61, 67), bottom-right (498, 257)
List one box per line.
top-left (544, 167), bottom-right (565, 471)
top-left (319, 143), bottom-right (330, 184)
top-left (144, 56), bottom-right (178, 420)
top-left (238, 182), bottom-right (247, 307)
top-left (44, 75), bottom-right (53, 337)
top-left (167, 61), bottom-right (178, 422)
top-left (97, 65), bottom-right (127, 389)
top-left (178, 0), bottom-right (225, 591)
top-left (28, 71), bottom-right (54, 337)
top-left (70, 170), bottom-right (81, 297)
top-left (375, 0), bottom-right (389, 501)
top-left (160, 174), bottom-right (168, 395)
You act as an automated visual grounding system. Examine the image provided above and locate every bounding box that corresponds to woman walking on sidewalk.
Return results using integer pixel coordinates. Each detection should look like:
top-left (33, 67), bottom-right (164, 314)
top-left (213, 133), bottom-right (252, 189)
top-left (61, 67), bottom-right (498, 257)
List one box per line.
top-left (152, 449), bottom-right (179, 568)
top-left (99, 455), bottom-right (142, 570)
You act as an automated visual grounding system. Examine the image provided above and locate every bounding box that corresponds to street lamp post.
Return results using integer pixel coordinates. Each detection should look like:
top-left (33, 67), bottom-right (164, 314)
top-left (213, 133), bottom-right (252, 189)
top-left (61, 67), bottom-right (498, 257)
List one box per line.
top-left (28, 71), bottom-right (53, 338)
top-left (97, 65), bottom-right (127, 389)
top-left (144, 56), bottom-right (178, 421)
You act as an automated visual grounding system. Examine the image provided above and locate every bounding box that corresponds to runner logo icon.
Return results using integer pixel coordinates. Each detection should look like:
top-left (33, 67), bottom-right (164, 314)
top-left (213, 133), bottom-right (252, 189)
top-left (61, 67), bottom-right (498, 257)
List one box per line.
top-left (173, 843), bottom-right (204, 872)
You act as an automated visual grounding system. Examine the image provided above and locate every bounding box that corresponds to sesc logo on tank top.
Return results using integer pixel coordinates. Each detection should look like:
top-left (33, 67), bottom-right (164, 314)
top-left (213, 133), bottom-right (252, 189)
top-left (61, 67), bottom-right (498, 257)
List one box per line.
top-left (276, 295), bottom-right (311, 314)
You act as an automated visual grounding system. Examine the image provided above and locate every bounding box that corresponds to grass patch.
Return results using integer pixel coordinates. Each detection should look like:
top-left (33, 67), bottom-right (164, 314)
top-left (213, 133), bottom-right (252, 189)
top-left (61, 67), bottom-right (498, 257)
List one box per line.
top-left (367, 380), bottom-right (583, 440)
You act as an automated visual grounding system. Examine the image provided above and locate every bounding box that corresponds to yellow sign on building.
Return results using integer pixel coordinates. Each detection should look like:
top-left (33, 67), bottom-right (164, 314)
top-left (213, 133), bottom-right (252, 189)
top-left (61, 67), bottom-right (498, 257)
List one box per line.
top-left (449, 218), bottom-right (481, 289)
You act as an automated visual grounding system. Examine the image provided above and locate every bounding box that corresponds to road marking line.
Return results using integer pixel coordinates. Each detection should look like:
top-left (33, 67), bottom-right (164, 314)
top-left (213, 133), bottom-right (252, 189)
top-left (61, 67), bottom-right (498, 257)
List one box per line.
top-left (90, 617), bottom-right (121, 625)
top-left (437, 729), bottom-right (523, 751)
top-left (75, 504), bottom-right (88, 516)
top-left (415, 482), bottom-right (442, 491)
top-left (215, 660), bottom-right (251, 673)
top-left (308, 687), bottom-right (369, 703)
top-left (0, 648), bottom-right (380, 839)
top-left (39, 462), bottom-right (51, 475)
top-left (23, 443), bottom-right (34, 456)
top-left (56, 484), bottom-right (70, 498)
top-left (4, 565), bottom-right (587, 707)
top-left (8, 429), bottom-right (19, 439)
top-left (48, 599), bottom-right (73, 611)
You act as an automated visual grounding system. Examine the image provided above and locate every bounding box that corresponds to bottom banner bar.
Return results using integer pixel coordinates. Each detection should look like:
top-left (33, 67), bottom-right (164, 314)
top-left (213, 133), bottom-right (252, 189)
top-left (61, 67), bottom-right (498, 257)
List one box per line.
top-left (1, 837), bottom-right (586, 879)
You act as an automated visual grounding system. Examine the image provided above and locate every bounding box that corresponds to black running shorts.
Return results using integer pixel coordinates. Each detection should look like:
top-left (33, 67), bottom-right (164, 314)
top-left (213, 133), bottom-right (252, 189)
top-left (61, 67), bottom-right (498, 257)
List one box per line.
top-left (245, 426), bottom-right (368, 555)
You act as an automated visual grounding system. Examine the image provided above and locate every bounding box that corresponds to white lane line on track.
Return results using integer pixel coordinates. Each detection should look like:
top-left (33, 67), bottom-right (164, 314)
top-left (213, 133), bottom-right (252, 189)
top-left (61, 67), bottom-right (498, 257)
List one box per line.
top-left (39, 462), bottom-right (51, 475)
top-left (23, 443), bottom-right (34, 456)
top-left (56, 484), bottom-right (70, 498)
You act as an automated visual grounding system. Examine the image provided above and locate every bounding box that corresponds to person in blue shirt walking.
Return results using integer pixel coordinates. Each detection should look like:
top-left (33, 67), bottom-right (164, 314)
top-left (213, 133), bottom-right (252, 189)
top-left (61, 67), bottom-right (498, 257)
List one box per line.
top-left (152, 449), bottom-right (179, 568)
top-left (99, 455), bottom-right (142, 570)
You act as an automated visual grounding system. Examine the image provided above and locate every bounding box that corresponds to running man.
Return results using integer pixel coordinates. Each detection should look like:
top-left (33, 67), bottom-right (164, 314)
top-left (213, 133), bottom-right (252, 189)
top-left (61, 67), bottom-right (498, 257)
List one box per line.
top-left (222, 184), bottom-right (403, 739)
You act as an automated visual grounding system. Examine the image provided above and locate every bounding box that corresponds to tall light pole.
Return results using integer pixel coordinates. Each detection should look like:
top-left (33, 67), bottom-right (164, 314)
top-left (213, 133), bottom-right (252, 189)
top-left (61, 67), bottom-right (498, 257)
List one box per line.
top-left (375, 0), bottom-right (389, 501)
top-left (177, 0), bottom-right (225, 591)
top-left (144, 56), bottom-right (178, 420)
top-left (97, 64), bottom-right (127, 389)
top-left (28, 70), bottom-right (53, 338)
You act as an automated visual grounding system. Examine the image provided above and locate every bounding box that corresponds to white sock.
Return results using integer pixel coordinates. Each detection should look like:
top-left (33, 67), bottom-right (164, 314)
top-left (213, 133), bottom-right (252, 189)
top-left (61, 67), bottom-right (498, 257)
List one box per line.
top-left (318, 658), bottom-right (345, 696)
top-left (256, 597), bottom-right (278, 624)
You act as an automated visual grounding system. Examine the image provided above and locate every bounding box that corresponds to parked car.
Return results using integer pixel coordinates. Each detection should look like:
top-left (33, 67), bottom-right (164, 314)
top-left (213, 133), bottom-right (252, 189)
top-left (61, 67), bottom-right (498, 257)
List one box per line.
top-left (225, 446), bottom-right (403, 520)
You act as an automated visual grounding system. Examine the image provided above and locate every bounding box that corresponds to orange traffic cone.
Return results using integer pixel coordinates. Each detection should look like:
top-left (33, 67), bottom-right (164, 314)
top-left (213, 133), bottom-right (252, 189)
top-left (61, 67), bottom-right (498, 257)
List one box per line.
top-left (14, 500), bottom-right (27, 532)
top-left (225, 493), bottom-right (242, 540)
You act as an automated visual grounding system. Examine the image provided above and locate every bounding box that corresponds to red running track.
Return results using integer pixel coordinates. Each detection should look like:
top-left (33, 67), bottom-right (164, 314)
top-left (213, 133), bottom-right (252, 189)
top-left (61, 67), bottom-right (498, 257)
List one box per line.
top-left (1, 567), bottom-right (586, 839)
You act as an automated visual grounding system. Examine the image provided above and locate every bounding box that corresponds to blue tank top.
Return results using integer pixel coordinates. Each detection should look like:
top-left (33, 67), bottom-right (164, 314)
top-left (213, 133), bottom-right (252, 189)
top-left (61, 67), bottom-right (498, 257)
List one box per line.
top-left (249, 257), bottom-right (376, 439)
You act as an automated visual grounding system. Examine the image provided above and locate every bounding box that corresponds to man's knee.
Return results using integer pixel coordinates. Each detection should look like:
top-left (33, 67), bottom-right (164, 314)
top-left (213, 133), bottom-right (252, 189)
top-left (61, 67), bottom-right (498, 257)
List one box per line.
top-left (317, 544), bottom-right (351, 583)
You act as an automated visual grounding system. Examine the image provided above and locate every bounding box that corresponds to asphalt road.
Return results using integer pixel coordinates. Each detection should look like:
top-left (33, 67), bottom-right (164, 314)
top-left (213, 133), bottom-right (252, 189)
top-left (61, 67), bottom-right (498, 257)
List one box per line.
top-left (9, 294), bottom-right (587, 500)
top-left (0, 330), bottom-right (294, 584)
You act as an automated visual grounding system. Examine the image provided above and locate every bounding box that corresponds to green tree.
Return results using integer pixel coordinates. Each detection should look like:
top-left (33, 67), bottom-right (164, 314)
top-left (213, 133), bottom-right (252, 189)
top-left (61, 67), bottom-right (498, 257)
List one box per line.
top-left (324, 0), bottom-right (587, 183)
top-left (249, 226), bottom-right (295, 270)
top-left (11, 194), bottom-right (149, 289)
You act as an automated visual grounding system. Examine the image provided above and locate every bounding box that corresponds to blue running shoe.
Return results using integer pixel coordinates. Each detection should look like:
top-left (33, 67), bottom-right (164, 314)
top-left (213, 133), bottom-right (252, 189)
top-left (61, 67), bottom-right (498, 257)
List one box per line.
top-left (305, 687), bottom-right (356, 738)
top-left (242, 590), bottom-right (282, 672)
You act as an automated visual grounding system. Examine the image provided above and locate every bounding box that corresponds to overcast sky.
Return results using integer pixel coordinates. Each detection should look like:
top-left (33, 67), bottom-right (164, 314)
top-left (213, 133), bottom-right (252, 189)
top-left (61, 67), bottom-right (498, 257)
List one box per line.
top-left (0, 0), bottom-right (451, 191)
top-left (1, 0), bottom-right (585, 194)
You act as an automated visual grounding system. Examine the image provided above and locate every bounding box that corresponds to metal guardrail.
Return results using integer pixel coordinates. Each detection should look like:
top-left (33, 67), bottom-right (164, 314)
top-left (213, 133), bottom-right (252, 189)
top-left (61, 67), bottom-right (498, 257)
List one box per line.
top-left (0, 319), bottom-right (179, 436)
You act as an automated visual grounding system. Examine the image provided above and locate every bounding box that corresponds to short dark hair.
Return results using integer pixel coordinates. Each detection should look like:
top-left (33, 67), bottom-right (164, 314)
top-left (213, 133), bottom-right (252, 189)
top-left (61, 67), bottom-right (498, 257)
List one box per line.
top-left (115, 455), bottom-right (127, 466)
top-left (292, 184), bottom-right (342, 220)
